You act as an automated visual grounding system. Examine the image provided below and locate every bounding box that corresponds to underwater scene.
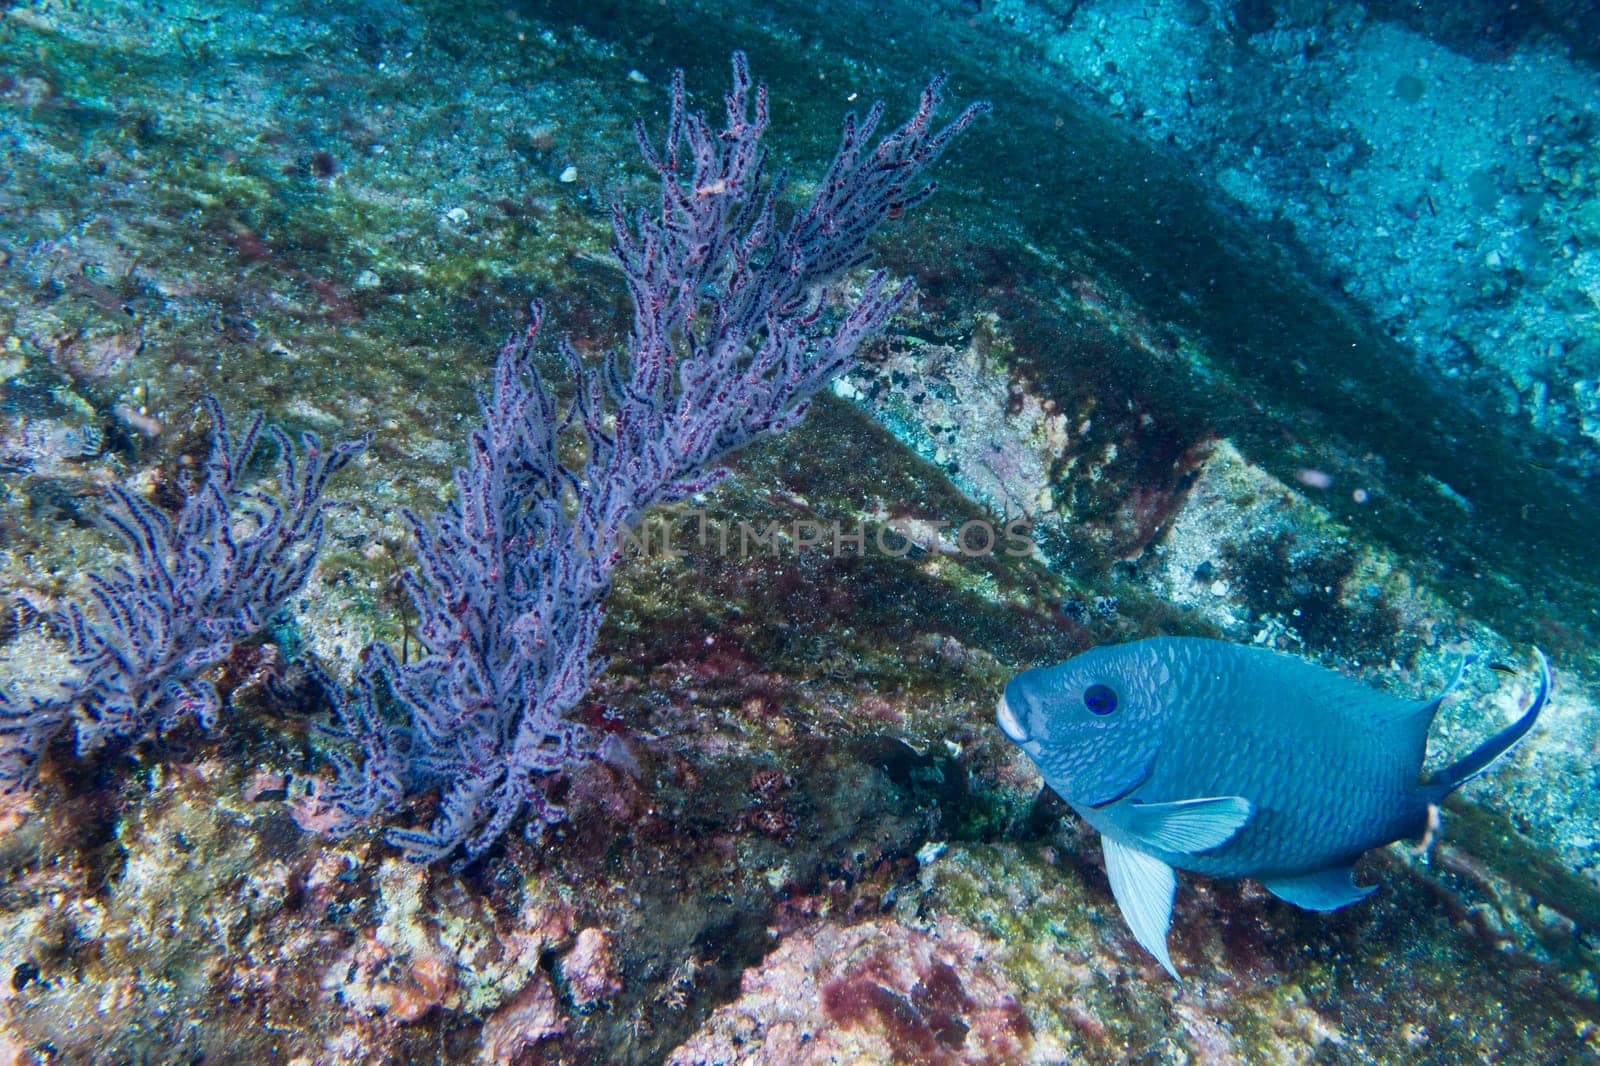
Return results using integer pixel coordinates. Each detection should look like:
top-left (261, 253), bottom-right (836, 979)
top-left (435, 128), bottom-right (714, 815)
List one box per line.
top-left (1, 0), bottom-right (1598, 1062)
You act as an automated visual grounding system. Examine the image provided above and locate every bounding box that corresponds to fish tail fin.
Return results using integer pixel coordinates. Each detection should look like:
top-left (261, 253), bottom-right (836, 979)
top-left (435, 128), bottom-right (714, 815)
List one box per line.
top-left (1425, 648), bottom-right (1551, 802)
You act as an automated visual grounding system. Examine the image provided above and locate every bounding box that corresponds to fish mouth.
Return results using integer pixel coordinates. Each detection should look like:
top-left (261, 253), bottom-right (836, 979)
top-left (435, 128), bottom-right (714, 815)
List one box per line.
top-left (996, 694), bottom-right (1030, 743)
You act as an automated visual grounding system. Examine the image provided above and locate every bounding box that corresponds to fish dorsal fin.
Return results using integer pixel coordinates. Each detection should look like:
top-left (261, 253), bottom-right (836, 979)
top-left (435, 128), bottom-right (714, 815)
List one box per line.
top-left (1119, 796), bottom-right (1254, 855)
top-left (1407, 653), bottom-right (1475, 732)
top-left (1101, 835), bottom-right (1179, 979)
top-left (1261, 865), bottom-right (1376, 911)
top-left (1366, 653), bottom-right (1475, 770)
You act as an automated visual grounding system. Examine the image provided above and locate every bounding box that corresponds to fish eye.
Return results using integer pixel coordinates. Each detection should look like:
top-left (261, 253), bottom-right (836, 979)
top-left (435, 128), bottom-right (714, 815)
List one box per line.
top-left (1083, 683), bottom-right (1118, 715)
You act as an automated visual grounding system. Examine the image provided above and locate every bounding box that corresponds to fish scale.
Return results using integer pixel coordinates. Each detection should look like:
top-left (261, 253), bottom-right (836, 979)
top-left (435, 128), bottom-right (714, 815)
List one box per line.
top-left (997, 635), bottom-right (1551, 978)
top-left (1147, 643), bottom-right (1424, 875)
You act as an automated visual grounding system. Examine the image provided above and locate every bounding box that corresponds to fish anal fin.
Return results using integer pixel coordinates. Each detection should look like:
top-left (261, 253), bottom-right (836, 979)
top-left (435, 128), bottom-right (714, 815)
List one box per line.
top-left (1262, 866), bottom-right (1376, 911)
top-left (1101, 834), bottom-right (1179, 979)
top-left (1121, 796), bottom-right (1253, 855)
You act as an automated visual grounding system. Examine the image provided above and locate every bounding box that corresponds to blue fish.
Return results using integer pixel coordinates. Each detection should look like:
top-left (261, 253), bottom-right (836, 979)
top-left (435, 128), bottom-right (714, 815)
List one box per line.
top-left (996, 637), bottom-right (1551, 978)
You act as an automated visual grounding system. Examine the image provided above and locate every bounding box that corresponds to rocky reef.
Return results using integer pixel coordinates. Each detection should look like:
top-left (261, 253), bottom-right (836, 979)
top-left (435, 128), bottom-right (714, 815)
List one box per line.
top-left (0, 0), bottom-right (1596, 1063)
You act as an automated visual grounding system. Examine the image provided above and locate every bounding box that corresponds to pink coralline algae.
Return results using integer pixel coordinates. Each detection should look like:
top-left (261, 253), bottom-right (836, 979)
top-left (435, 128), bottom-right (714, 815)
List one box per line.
top-left (560, 927), bottom-right (623, 1009)
top-left (667, 918), bottom-right (1031, 1066)
top-left (476, 973), bottom-right (565, 1064)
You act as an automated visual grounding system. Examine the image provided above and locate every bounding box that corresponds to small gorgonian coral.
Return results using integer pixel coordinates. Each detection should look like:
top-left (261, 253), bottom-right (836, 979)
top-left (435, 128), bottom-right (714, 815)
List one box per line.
top-left (310, 53), bottom-right (986, 863)
top-left (0, 398), bottom-right (366, 792)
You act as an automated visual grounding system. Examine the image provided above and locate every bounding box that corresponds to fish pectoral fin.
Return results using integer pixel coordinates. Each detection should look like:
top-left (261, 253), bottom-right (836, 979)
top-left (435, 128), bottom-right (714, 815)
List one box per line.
top-left (1261, 866), bottom-right (1376, 911)
top-left (1101, 834), bottom-right (1179, 979)
top-left (1120, 795), bottom-right (1254, 855)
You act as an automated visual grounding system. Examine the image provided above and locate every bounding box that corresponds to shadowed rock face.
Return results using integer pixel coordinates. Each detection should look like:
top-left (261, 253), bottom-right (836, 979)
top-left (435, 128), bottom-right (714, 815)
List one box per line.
top-left (0, 1), bottom-right (1595, 1063)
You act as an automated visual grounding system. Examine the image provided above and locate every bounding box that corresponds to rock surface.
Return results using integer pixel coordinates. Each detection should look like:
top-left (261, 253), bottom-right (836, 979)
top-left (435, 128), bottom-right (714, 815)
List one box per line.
top-left (0, 1), bottom-right (1595, 1063)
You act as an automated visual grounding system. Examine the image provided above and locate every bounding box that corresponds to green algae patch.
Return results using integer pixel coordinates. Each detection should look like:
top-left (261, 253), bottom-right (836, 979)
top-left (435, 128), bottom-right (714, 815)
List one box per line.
top-left (901, 839), bottom-right (1598, 1062)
